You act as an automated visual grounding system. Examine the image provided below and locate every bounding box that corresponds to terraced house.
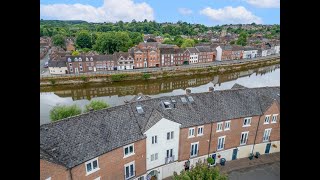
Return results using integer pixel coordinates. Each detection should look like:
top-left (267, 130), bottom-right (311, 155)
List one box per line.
top-left (40, 85), bottom-right (280, 180)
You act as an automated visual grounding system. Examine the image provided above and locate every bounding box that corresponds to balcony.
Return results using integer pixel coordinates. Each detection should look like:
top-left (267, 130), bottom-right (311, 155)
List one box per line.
top-left (165, 155), bottom-right (175, 164)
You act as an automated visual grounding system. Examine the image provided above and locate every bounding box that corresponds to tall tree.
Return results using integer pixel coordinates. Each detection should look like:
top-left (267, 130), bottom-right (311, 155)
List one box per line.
top-left (181, 39), bottom-right (195, 48)
top-left (236, 32), bottom-right (248, 46)
top-left (76, 30), bottom-right (92, 49)
top-left (52, 34), bottom-right (65, 47)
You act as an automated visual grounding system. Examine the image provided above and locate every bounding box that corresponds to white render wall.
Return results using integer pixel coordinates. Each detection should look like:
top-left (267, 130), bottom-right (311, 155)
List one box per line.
top-left (262, 50), bottom-right (268, 57)
top-left (237, 145), bottom-right (254, 159)
top-left (274, 46), bottom-right (280, 54)
top-left (144, 118), bottom-right (181, 171)
top-left (49, 67), bottom-right (68, 75)
top-left (216, 46), bottom-right (222, 61)
top-left (253, 141), bottom-right (280, 155)
top-left (189, 54), bottom-right (198, 64)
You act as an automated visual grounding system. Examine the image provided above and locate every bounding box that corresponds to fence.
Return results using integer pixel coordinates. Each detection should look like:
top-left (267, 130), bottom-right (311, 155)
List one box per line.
top-left (40, 54), bottom-right (280, 79)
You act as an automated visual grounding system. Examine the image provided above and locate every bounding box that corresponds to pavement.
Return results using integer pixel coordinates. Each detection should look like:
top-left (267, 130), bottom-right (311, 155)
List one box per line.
top-left (40, 48), bottom-right (51, 75)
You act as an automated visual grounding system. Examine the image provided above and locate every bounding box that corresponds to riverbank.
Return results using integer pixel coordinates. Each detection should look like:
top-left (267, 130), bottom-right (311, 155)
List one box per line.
top-left (40, 57), bottom-right (280, 86)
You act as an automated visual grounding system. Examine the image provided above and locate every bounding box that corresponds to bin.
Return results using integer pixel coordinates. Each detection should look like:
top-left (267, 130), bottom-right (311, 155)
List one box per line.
top-left (220, 158), bottom-right (226, 166)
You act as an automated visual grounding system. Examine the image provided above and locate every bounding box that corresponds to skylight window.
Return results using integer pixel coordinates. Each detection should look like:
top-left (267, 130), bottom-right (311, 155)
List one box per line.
top-left (187, 96), bottom-right (194, 102)
top-left (181, 97), bottom-right (187, 103)
top-left (136, 105), bottom-right (144, 114)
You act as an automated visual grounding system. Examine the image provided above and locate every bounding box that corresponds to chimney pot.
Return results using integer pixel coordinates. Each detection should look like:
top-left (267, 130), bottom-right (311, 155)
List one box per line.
top-left (186, 89), bottom-right (191, 94)
top-left (209, 87), bottom-right (214, 92)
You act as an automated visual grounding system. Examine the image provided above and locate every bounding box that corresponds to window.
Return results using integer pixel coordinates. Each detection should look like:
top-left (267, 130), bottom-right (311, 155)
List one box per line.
top-left (138, 176), bottom-right (145, 180)
top-left (85, 158), bottom-right (99, 175)
top-left (69, 63), bottom-right (72, 67)
top-left (151, 153), bottom-right (158, 161)
top-left (243, 117), bottom-right (252, 127)
top-left (163, 101), bottom-right (171, 109)
top-left (80, 67), bottom-right (83, 71)
top-left (124, 161), bottom-right (135, 179)
top-left (217, 136), bottom-right (225, 150)
top-left (94, 177), bottom-right (101, 180)
top-left (264, 115), bottom-right (271, 124)
top-left (224, 121), bottom-right (231, 130)
top-left (216, 122), bottom-right (223, 132)
top-left (271, 114), bottom-right (278, 123)
top-left (190, 142), bottom-right (199, 157)
top-left (166, 149), bottom-right (173, 158)
top-left (263, 128), bottom-right (272, 142)
top-left (123, 144), bottom-right (134, 157)
top-left (188, 128), bottom-right (195, 138)
top-left (70, 68), bottom-right (73, 72)
top-left (88, 67), bottom-right (92, 71)
top-left (152, 136), bottom-right (157, 144)
top-left (197, 126), bottom-right (204, 136)
top-left (167, 131), bottom-right (174, 140)
top-left (240, 132), bottom-right (249, 145)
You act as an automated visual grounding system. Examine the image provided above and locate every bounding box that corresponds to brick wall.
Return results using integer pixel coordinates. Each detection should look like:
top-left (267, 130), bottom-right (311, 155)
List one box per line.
top-left (40, 159), bottom-right (70, 180)
top-left (71, 138), bottom-right (146, 180)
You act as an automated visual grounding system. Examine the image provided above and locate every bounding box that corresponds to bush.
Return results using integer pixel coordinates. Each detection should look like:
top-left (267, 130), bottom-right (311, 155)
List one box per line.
top-left (81, 76), bottom-right (88, 82)
top-left (49, 79), bottom-right (56, 85)
top-left (142, 73), bottom-right (151, 80)
top-left (50, 104), bottom-right (82, 122)
top-left (173, 162), bottom-right (227, 180)
top-left (111, 74), bottom-right (129, 82)
top-left (207, 157), bottom-right (215, 165)
top-left (85, 100), bottom-right (110, 112)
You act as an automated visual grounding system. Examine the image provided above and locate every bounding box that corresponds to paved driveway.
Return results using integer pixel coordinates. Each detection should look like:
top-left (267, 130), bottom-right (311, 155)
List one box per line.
top-left (40, 48), bottom-right (51, 75)
top-left (228, 162), bottom-right (280, 180)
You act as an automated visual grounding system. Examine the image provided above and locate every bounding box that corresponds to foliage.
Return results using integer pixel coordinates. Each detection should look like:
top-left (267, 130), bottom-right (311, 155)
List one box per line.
top-left (50, 104), bottom-right (82, 121)
top-left (52, 34), bottom-right (65, 47)
top-left (49, 79), bottom-right (56, 85)
top-left (72, 50), bottom-right (80, 56)
top-left (81, 48), bottom-right (91, 53)
top-left (80, 76), bottom-right (88, 82)
top-left (142, 73), bottom-right (151, 80)
top-left (181, 39), bottom-right (195, 48)
top-left (93, 31), bottom-right (133, 54)
top-left (85, 99), bottom-right (110, 112)
top-left (111, 74), bottom-right (129, 82)
top-left (230, 40), bottom-right (235, 45)
top-left (236, 32), bottom-right (248, 46)
top-left (207, 157), bottom-right (214, 165)
top-left (76, 30), bottom-right (92, 48)
top-left (173, 162), bottom-right (228, 180)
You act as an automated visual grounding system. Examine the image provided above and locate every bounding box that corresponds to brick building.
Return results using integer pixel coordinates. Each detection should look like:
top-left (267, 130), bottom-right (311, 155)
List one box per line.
top-left (41, 85), bottom-right (280, 180)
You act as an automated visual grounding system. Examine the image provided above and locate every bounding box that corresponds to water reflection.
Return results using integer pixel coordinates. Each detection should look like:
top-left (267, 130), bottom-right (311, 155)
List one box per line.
top-left (40, 64), bottom-right (280, 125)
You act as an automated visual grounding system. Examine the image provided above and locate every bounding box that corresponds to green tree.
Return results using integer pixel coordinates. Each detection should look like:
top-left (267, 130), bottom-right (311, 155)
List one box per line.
top-left (85, 100), bottom-right (110, 112)
top-left (50, 104), bottom-right (82, 122)
top-left (173, 162), bottom-right (228, 180)
top-left (72, 50), bottom-right (80, 56)
top-left (230, 40), bottom-right (235, 45)
top-left (52, 34), bottom-right (65, 47)
top-left (236, 32), bottom-right (248, 46)
top-left (76, 30), bottom-right (92, 49)
top-left (181, 39), bottom-right (195, 48)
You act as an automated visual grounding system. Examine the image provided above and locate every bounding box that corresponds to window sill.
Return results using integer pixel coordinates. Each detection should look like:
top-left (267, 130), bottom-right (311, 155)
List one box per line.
top-left (86, 168), bottom-right (100, 176)
top-left (188, 136), bottom-right (195, 138)
top-left (263, 122), bottom-right (270, 125)
top-left (216, 130), bottom-right (223, 132)
top-left (197, 134), bottom-right (204, 137)
top-left (123, 153), bottom-right (135, 159)
top-left (217, 148), bottom-right (224, 151)
top-left (239, 143), bottom-right (247, 146)
top-left (242, 125), bottom-right (251, 127)
top-left (271, 122), bottom-right (276, 124)
top-left (224, 129), bottom-right (230, 131)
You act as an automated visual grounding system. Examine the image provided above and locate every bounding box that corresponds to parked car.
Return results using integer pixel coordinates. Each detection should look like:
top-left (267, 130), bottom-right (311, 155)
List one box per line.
top-left (44, 62), bottom-right (48, 68)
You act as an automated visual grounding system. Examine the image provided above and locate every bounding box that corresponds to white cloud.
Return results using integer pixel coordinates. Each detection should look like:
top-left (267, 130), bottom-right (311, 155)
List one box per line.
top-left (245, 0), bottom-right (280, 8)
top-left (178, 8), bottom-right (193, 15)
top-left (200, 6), bottom-right (263, 24)
top-left (40, 0), bottom-right (154, 23)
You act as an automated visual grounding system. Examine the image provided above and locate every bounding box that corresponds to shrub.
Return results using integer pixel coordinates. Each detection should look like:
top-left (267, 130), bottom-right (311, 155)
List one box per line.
top-left (49, 79), bottom-right (56, 85)
top-left (85, 99), bottom-right (110, 112)
top-left (81, 75), bottom-right (88, 82)
top-left (50, 104), bottom-right (82, 122)
top-left (142, 73), bottom-right (151, 80)
top-left (207, 157), bottom-right (215, 165)
top-left (111, 74), bottom-right (129, 82)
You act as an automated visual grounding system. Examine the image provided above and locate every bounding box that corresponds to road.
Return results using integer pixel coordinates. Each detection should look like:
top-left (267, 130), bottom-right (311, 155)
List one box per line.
top-left (228, 162), bottom-right (280, 180)
top-left (40, 48), bottom-right (51, 75)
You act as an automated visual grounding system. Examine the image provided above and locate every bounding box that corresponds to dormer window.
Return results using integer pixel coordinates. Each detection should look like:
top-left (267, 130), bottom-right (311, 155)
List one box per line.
top-left (74, 58), bottom-right (78, 62)
top-left (68, 58), bottom-right (71, 62)
top-left (164, 102), bottom-right (170, 109)
top-left (79, 58), bottom-right (82, 61)
top-left (90, 57), bottom-right (93, 61)
top-left (86, 57), bottom-right (89, 61)
top-left (136, 105), bottom-right (144, 114)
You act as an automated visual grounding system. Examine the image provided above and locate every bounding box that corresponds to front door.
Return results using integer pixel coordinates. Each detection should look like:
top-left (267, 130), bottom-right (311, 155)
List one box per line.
top-left (232, 148), bottom-right (238, 160)
top-left (265, 143), bottom-right (271, 154)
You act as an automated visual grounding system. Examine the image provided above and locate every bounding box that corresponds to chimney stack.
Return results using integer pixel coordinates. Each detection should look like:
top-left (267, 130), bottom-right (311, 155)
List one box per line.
top-left (209, 87), bottom-right (214, 92)
top-left (186, 88), bottom-right (191, 95)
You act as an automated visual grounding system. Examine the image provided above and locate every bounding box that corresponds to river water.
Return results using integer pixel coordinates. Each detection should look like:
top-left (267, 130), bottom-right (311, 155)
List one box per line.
top-left (40, 64), bottom-right (280, 125)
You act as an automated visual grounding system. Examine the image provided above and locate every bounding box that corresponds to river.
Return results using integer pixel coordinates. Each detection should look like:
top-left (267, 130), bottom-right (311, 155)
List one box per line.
top-left (40, 63), bottom-right (280, 125)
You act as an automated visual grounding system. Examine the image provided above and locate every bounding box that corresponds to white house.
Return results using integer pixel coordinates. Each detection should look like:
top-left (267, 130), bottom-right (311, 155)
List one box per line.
top-left (144, 114), bottom-right (181, 180)
top-left (115, 52), bottom-right (134, 70)
top-left (186, 48), bottom-right (199, 64)
top-left (243, 48), bottom-right (258, 59)
top-left (48, 60), bottom-right (68, 75)
top-left (215, 46), bottom-right (222, 61)
top-left (274, 45), bottom-right (280, 54)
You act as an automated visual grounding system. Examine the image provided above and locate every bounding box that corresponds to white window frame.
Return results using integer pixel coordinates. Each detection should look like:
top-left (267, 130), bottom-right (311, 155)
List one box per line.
top-left (124, 161), bottom-right (135, 180)
top-left (217, 136), bottom-right (226, 151)
top-left (188, 127), bottom-right (195, 138)
top-left (152, 135), bottom-right (157, 144)
top-left (271, 114), bottom-right (278, 123)
top-left (88, 66), bottom-right (92, 71)
top-left (240, 131), bottom-right (249, 145)
top-left (85, 157), bottom-right (100, 176)
top-left (224, 121), bottom-right (231, 131)
top-left (45, 178), bottom-right (51, 180)
top-left (167, 131), bottom-right (174, 140)
top-left (94, 177), bottom-right (101, 180)
top-left (216, 122), bottom-right (223, 132)
top-left (123, 143), bottom-right (135, 158)
top-left (190, 142), bottom-right (199, 157)
top-left (264, 115), bottom-right (271, 124)
top-left (151, 153), bottom-right (158, 161)
top-left (197, 126), bottom-right (204, 136)
top-left (263, 128), bottom-right (272, 142)
top-left (243, 117), bottom-right (252, 127)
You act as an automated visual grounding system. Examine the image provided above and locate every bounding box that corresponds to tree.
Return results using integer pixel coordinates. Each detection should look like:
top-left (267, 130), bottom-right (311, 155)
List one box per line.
top-left (50, 104), bottom-right (82, 122)
top-left (85, 100), bottom-right (110, 112)
top-left (230, 40), bottom-right (235, 45)
top-left (236, 32), bottom-right (248, 46)
top-left (52, 34), bottom-right (65, 47)
top-left (72, 50), bottom-right (80, 56)
top-left (173, 162), bottom-right (228, 180)
top-left (94, 31), bottom-right (132, 54)
top-left (76, 30), bottom-right (92, 49)
top-left (181, 39), bottom-right (195, 48)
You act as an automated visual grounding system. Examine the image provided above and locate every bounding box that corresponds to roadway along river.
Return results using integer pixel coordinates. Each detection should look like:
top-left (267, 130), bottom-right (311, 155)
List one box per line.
top-left (40, 63), bottom-right (280, 125)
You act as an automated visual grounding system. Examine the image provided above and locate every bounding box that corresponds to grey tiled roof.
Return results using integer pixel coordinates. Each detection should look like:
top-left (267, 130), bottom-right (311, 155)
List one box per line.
top-left (48, 60), bottom-right (67, 68)
top-left (195, 46), bottom-right (212, 52)
top-left (40, 86), bottom-right (279, 169)
top-left (231, 83), bottom-right (247, 89)
top-left (186, 47), bottom-right (199, 53)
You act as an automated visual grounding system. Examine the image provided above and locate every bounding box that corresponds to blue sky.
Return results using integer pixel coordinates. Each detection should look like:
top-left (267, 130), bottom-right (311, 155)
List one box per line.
top-left (40, 0), bottom-right (279, 26)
